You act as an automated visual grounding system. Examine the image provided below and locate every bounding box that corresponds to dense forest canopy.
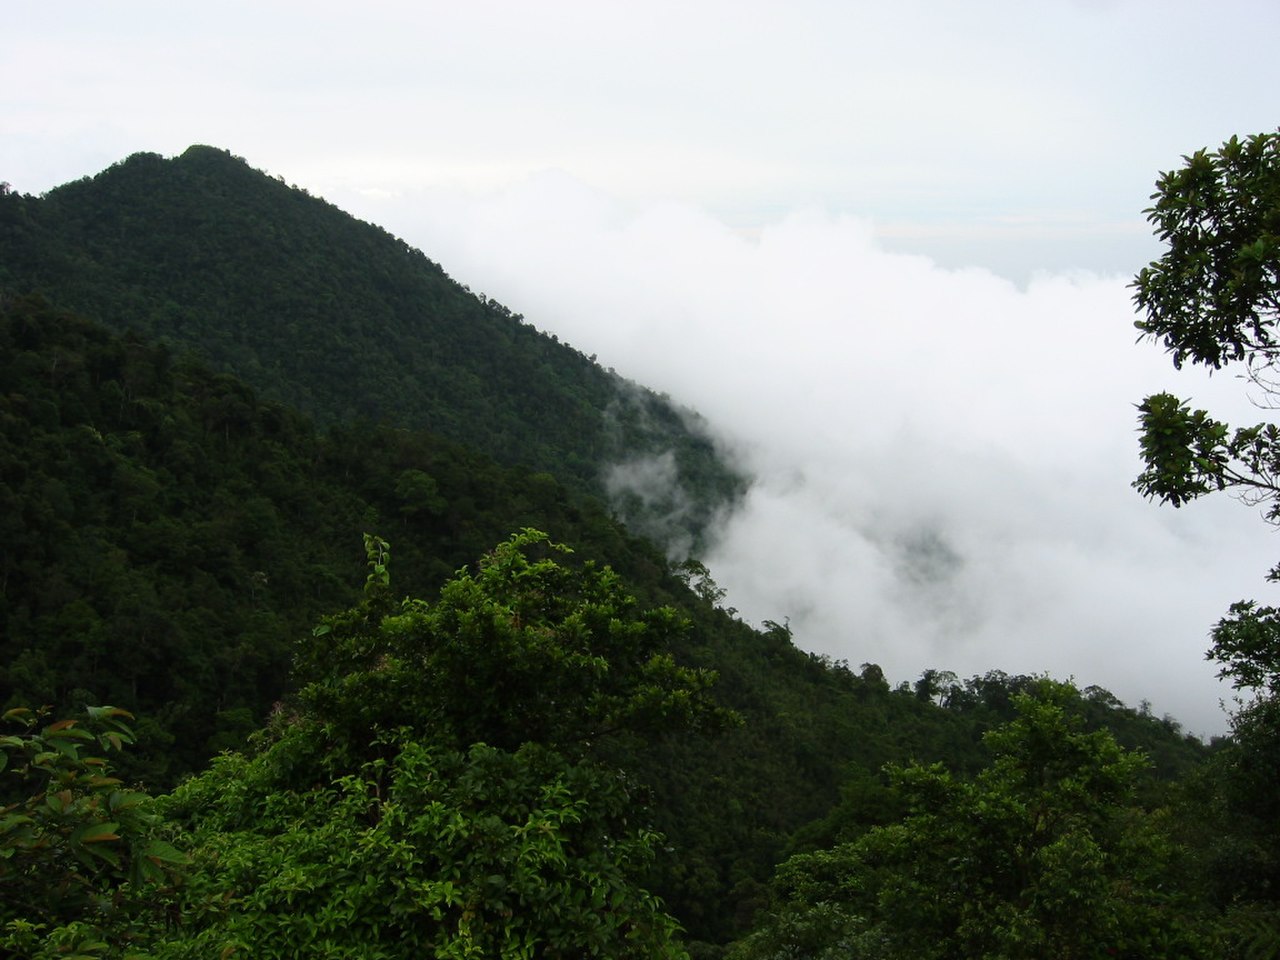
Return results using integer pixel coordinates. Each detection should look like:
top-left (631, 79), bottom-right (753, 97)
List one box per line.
top-left (0, 146), bottom-right (744, 554)
top-left (4, 137), bottom-right (1280, 957)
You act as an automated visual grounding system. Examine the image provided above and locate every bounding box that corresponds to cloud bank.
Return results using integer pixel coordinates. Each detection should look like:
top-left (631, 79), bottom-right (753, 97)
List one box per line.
top-left (341, 174), bottom-right (1275, 737)
top-left (11, 0), bottom-right (1280, 741)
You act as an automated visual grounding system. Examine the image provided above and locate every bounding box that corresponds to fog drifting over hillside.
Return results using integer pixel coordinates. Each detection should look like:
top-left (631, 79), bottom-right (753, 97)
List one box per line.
top-left (340, 174), bottom-right (1277, 738)
top-left (10, 0), bottom-right (1280, 738)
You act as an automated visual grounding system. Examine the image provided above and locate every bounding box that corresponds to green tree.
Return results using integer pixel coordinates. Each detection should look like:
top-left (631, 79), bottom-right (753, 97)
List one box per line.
top-left (148, 532), bottom-right (728, 958)
top-left (1133, 131), bottom-right (1280, 525)
top-left (1132, 130), bottom-right (1280, 955)
top-left (0, 705), bottom-right (185, 958)
top-left (730, 682), bottom-right (1207, 960)
top-left (1133, 132), bottom-right (1280, 376)
top-left (155, 731), bottom-right (684, 959)
top-left (293, 529), bottom-right (733, 757)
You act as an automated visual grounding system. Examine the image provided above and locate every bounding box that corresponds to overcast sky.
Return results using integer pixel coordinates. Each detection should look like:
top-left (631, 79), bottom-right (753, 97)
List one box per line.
top-left (6, 0), bottom-right (1280, 734)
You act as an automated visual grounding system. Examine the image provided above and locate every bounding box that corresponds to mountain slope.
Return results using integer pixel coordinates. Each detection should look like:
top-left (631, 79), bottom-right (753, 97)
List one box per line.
top-left (0, 294), bottom-right (680, 779)
top-left (0, 151), bottom-right (1217, 952)
top-left (0, 297), bottom-right (1210, 951)
top-left (0, 146), bottom-right (742, 550)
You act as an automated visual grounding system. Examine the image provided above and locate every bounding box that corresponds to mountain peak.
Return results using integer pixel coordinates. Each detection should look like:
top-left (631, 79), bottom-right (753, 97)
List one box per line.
top-left (4, 147), bottom-right (745, 552)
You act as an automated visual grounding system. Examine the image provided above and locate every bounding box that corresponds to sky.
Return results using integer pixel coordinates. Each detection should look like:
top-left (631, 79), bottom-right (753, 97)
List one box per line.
top-left (5, 0), bottom-right (1280, 735)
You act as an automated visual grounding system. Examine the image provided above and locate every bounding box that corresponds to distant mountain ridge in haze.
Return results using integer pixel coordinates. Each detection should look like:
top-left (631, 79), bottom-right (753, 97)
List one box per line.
top-left (0, 145), bottom-right (742, 551)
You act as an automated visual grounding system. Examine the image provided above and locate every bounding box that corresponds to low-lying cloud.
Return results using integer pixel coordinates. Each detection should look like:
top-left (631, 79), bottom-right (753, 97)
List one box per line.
top-left (603, 450), bottom-right (697, 561)
top-left (342, 173), bottom-right (1277, 737)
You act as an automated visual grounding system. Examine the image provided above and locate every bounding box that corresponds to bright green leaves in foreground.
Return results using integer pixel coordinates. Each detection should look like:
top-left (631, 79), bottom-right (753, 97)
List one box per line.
top-left (732, 681), bottom-right (1207, 960)
top-left (1134, 392), bottom-right (1231, 507)
top-left (157, 732), bottom-right (684, 959)
top-left (1134, 392), bottom-right (1280, 527)
top-left (0, 706), bottom-right (184, 958)
top-left (294, 528), bottom-right (735, 757)
top-left (2, 532), bottom-right (722, 958)
top-left (143, 530), bottom-right (719, 958)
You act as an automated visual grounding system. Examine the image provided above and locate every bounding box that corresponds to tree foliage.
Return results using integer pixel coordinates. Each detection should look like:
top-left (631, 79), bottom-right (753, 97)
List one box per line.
top-left (0, 144), bottom-right (1244, 953)
top-left (1133, 130), bottom-right (1280, 955)
top-left (1133, 131), bottom-right (1280, 525)
top-left (730, 682), bottom-right (1208, 960)
top-left (155, 733), bottom-right (685, 959)
top-left (145, 532), bottom-right (715, 958)
top-left (1134, 132), bottom-right (1280, 373)
top-left (293, 529), bottom-right (736, 757)
top-left (1131, 131), bottom-right (1280, 714)
top-left (0, 295), bottom-right (693, 784)
top-left (0, 705), bottom-right (184, 958)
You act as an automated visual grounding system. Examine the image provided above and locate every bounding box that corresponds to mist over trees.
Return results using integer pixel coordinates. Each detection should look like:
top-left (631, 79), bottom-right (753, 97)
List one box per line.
top-left (3, 136), bottom-right (1280, 957)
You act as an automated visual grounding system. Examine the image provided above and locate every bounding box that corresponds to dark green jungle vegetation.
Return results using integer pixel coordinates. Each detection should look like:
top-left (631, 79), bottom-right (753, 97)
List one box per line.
top-left (0, 145), bottom-right (742, 552)
top-left (2, 134), bottom-right (1279, 958)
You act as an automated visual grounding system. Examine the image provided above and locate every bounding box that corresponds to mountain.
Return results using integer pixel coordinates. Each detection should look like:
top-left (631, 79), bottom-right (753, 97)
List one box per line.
top-left (0, 145), bottom-right (743, 553)
top-left (0, 294), bottom-right (1210, 950)
top-left (0, 152), bottom-right (1215, 953)
top-left (0, 294), bottom-right (666, 778)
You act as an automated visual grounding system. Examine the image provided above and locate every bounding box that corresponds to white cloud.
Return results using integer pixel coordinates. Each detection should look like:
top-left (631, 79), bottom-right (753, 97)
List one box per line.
top-left (8, 0), bottom-right (1280, 736)
top-left (8, 0), bottom-right (1280, 276)
top-left (354, 175), bottom-right (1278, 737)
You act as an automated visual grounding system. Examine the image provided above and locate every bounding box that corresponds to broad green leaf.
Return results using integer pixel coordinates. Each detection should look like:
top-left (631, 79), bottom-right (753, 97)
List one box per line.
top-left (0, 813), bottom-right (34, 834)
top-left (46, 725), bottom-right (95, 741)
top-left (109, 790), bottom-right (148, 811)
top-left (140, 838), bottom-right (189, 864)
top-left (47, 737), bottom-right (81, 760)
top-left (73, 821), bottom-right (121, 844)
top-left (86, 705), bottom-right (134, 722)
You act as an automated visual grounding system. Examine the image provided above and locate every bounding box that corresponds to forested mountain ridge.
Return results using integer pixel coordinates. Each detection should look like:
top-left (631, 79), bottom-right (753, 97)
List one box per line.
top-left (0, 145), bottom-right (742, 552)
top-left (0, 294), bottom-right (673, 782)
top-left (6, 137), bottom-right (1271, 958)
top-left (0, 296), bottom-right (1208, 953)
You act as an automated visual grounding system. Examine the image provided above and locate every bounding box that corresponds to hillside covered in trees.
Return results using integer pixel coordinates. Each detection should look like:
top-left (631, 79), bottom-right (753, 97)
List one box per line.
top-left (2, 138), bottom-right (1278, 958)
top-left (0, 145), bottom-right (743, 552)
